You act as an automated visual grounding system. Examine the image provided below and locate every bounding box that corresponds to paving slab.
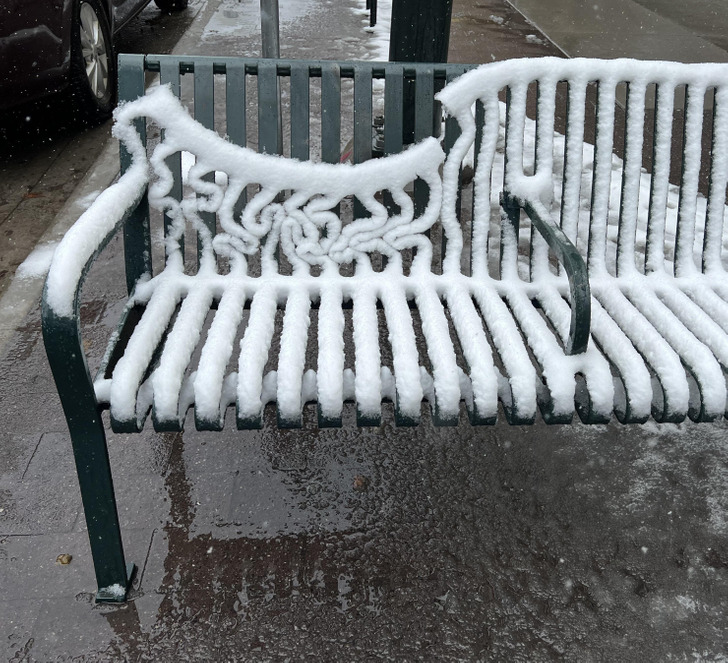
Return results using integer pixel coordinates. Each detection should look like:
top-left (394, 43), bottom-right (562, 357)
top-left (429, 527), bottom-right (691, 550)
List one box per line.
top-left (510, 0), bottom-right (728, 62)
top-left (0, 529), bottom-right (154, 601)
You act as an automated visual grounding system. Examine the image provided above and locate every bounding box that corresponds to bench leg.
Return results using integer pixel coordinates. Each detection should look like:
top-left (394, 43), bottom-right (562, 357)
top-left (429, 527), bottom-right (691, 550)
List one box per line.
top-left (68, 415), bottom-right (135, 602)
top-left (43, 309), bottom-right (136, 601)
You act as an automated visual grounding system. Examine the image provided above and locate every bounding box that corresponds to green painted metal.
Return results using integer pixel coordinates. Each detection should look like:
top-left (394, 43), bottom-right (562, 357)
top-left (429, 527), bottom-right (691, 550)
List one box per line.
top-left (290, 62), bottom-right (310, 161)
top-left (42, 306), bottom-right (135, 602)
top-left (389, 0), bottom-right (453, 143)
top-left (520, 198), bottom-right (591, 357)
top-left (321, 63), bottom-right (342, 164)
top-left (258, 60), bottom-right (281, 155)
top-left (225, 60), bottom-right (247, 222)
top-left (352, 65), bottom-right (373, 221)
top-left (160, 59), bottom-right (184, 260)
top-left (443, 69), bottom-right (465, 274)
top-left (703, 87), bottom-right (724, 273)
top-left (675, 84), bottom-right (702, 277)
top-left (118, 54), bottom-right (151, 294)
top-left (413, 67), bottom-right (434, 220)
top-left (194, 60), bottom-right (217, 263)
top-left (383, 66), bottom-right (404, 156)
top-left (645, 83), bottom-right (672, 274)
top-left (471, 99), bottom-right (485, 278)
top-left (42, 55), bottom-right (625, 602)
top-left (389, 0), bottom-right (453, 64)
top-left (381, 66), bottom-right (404, 274)
top-left (40, 181), bottom-right (144, 601)
top-left (587, 80), bottom-right (614, 275)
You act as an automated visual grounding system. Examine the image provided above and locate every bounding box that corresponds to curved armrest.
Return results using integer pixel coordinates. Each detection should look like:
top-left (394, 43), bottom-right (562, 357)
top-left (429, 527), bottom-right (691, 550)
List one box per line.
top-left (42, 168), bottom-right (147, 418)
top-left (43, 167), bottom-right (148, 322)
top-left (502, 193), bottom-right (591, 355)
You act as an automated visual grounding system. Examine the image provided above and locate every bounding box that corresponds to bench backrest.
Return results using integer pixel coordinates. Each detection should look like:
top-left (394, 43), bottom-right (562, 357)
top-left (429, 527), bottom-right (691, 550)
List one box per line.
top-left (118, 55), bottom-right (728, 291)
top-left (117, 55), bottom-right (477, 291)
top-left (438, 58), bottom-right (728, 281)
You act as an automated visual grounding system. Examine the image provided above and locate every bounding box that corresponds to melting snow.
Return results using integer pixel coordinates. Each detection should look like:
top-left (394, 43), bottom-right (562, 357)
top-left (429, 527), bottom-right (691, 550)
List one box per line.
top-left (16, 242), bottom-right (58, 280)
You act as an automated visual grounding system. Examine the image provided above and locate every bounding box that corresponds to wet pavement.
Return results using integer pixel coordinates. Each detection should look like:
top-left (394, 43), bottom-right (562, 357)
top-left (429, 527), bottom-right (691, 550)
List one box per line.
top-left (0, 0), bottom-right (206, 297)
top-left (2, 0), bottom-right (728, 660)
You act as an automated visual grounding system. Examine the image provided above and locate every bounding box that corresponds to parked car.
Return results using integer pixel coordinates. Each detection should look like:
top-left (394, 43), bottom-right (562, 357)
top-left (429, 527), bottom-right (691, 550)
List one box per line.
top-left (0, 0), bottom-right (187, 121)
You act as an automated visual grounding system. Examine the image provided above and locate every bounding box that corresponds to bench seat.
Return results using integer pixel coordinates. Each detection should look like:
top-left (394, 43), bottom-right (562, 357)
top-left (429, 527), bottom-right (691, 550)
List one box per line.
top-left (94, 271), bottom-right (615, 431)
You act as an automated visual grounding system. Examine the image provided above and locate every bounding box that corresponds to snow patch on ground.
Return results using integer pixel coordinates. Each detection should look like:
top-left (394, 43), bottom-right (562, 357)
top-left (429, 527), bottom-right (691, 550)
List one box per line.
top-left (201, 0), bottom-right (321, 42)
top-left (75, 189), bottom-right (102, 211)
top-left (15, 242), bottom-right (58, 280)
top-left (355, 0), bottom-right (391, 61)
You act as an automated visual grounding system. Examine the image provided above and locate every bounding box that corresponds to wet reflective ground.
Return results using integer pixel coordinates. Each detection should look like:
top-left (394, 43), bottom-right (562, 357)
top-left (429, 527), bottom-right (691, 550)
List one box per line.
top-left (2, 233), bottom-right (727, 659)
top-left (3, 355), bottom-right (728, 659)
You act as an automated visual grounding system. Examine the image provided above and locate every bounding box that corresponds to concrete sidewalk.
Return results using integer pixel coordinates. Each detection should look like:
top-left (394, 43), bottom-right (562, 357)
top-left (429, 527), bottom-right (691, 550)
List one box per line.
top-left (2, 1), bottom-right (728, 661)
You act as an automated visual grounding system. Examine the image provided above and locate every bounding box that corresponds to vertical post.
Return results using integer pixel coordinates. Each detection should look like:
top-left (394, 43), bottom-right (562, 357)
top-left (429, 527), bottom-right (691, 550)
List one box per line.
top-left (118, 54), bottom-right (151, 294)
top-left (260, 0), bottom-right (283, 155)
top-left (389, 0), bottom-right (453, 143)
top-left (260, 0), bottom-right (280, 58)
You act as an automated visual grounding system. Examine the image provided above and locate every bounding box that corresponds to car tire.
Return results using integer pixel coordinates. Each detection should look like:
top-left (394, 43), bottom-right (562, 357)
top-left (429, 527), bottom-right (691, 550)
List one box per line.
top-left (154, 0), bottom-right (189, 12)
top-left (69, 0), bottom-right (116, 124)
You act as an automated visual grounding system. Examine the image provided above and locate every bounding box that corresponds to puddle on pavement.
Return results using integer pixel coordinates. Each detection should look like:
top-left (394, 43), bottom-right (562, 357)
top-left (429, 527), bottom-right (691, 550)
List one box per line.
top-left (20, 412), bottom-right (720, 661)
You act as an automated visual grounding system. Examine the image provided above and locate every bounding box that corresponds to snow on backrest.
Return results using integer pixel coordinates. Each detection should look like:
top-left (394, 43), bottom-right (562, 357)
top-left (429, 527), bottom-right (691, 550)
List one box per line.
top-left (113, 85), bottom-right (446, 278)
top-left (437, 58), bottom-right (728, 278)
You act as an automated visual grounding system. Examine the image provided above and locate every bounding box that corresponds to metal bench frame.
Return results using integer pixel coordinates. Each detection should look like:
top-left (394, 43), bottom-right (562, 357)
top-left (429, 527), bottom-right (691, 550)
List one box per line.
top-left (41, 54), bottom-right (728, 601)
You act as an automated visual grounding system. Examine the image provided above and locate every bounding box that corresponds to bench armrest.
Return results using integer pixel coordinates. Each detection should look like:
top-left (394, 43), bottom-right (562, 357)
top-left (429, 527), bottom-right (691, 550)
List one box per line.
top-left (42, 167), bottom-right (148, 418)
top-left (502, 193), bottom-right (591, 355)
top-left (43, 168), bottom-right (148, 322)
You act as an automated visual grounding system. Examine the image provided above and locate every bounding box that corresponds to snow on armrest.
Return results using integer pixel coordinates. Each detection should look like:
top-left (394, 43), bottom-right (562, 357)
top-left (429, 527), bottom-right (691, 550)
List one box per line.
top-left (44, 163), bottom-right (148, 319)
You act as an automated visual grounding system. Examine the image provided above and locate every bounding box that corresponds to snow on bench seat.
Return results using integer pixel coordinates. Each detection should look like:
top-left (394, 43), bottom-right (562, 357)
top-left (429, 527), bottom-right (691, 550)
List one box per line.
top-left (82, 84), bottom-right (611, 430)
top-left (50, 58), bottom-right (728, 430)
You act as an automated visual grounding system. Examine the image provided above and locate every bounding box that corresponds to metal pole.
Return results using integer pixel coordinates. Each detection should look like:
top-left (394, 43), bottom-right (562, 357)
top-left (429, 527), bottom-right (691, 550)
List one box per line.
top-left (260, 0), bottom-right (281, 58)
top-left (260, 0), bottom-right (282, 155)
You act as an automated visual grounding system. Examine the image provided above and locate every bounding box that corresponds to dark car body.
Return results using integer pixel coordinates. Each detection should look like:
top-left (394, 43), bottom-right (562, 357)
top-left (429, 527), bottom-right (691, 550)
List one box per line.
top-left (0, 0), bottom-right (151, 110)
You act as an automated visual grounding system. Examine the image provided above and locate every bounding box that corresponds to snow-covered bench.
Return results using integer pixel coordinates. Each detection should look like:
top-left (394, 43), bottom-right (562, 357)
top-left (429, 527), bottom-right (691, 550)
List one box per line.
top-left (42, 55), bottom-right (728, 601)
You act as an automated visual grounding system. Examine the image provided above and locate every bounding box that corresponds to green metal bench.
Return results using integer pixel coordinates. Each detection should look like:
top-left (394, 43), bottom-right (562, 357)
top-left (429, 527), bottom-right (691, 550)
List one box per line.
top-left (42, 55), bottom-right (728, 601)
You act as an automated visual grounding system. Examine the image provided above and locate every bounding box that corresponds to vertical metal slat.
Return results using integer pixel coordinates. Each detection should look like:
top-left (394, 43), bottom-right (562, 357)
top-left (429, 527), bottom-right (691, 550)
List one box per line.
top-left (290, 62), bottom-right (311, 161)
top-left (703, 86), bottom-right (728, 274)
top-left (560, 79), bottom-right (587, 245)
top-left (258, 60), bottom-right (281, 155)
top-left (384, 66), bottom-right (404, 156)
top-left (226, 60), bottom-right (247, 221)
top-left (160, 59), bottom-right (183, 260)
top-left (194, 61), bottom-right (216, 266)
top-left (118, 54), bottom-right (151, 293)
top-left (321, 63), bottom-right (342, 164)
top-left (443, 68), bottom-right (466, 274)
top-left (616, 82), bottom-right (647, 277)
top-left (675, 83), bottom-right (705, 276)
top-left (645, 83), bottom-right (675, 273)
top-left (414, 66), bottom-right (435, 218)
top-left (587, 79), bottom-right (616, 276)
top-left (353, 65), bottom-right (373, 220)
